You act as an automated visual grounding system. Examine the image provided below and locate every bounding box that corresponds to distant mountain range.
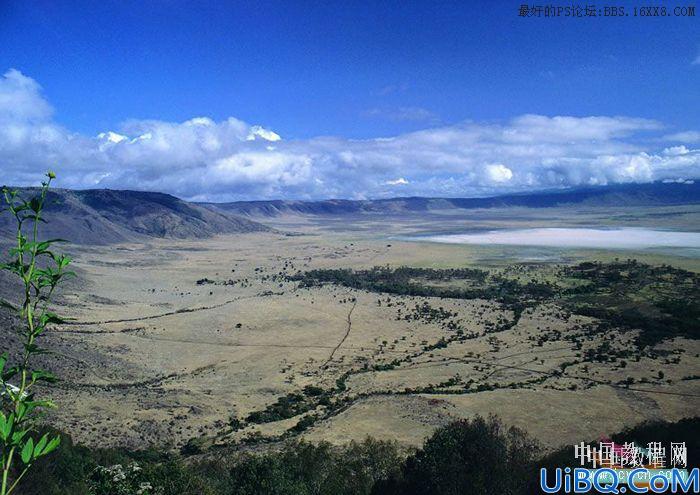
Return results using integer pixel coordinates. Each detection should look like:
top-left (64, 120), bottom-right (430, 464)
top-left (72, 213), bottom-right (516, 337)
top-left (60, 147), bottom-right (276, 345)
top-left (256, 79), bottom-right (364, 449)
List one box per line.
top-left (0, 181), bottom-right (697, 244)
top-left (0, 188), bottom-right (269, 245)
top-left (203, 181), bottom-right (700, 218)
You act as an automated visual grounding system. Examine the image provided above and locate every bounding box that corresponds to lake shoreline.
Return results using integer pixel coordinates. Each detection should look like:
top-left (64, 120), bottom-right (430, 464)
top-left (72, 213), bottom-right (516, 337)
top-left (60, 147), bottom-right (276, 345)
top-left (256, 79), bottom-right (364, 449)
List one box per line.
top-left (400, 227), bottom-right (700, 251)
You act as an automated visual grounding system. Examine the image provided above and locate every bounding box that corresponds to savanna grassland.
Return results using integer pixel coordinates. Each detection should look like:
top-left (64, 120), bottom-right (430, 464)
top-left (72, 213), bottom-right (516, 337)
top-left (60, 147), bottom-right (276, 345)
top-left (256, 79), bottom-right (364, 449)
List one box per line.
top-left (28, 210), bottom-right (699, 455)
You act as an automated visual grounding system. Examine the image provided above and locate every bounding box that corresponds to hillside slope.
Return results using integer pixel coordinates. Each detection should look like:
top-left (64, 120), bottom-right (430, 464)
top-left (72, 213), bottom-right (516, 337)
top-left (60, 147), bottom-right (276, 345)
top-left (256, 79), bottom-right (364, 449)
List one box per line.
top-left (0, 188), bottom-right (270, 244)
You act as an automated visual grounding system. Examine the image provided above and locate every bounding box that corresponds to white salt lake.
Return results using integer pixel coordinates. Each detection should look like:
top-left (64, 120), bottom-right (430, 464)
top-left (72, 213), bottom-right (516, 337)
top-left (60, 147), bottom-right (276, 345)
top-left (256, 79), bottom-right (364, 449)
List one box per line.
top-left (409, 228), bottom-right (700, 250)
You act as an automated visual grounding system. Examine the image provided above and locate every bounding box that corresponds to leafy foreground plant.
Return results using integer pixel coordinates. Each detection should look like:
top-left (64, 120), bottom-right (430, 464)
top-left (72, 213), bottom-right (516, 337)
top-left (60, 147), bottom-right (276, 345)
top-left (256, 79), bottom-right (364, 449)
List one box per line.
top-left (0, 172), bottom-right (72, 495)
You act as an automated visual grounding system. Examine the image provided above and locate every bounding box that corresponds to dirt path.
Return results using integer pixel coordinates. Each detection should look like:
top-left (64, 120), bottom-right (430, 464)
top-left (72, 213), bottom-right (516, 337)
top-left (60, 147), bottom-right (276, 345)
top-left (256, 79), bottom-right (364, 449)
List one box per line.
top-left (61, 294), bottom-right (259, 326)
top-left (321, 298), bottom-right (357, 369)
top-left (317, 244), bottom-right (390, 369)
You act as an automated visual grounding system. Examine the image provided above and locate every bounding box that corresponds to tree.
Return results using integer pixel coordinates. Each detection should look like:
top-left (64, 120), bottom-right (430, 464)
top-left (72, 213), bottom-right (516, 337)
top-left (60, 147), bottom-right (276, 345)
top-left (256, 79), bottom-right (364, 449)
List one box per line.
top-left (375, 415), bottom-right (540, 495)
top-left (0, 172), bottom-right (72, 494)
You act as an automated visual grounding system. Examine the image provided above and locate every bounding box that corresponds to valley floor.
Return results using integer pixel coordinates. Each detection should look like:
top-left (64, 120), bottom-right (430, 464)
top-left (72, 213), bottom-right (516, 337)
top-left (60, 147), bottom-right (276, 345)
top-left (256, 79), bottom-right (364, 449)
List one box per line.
top-left (39, 226), bottom-right (700, 451)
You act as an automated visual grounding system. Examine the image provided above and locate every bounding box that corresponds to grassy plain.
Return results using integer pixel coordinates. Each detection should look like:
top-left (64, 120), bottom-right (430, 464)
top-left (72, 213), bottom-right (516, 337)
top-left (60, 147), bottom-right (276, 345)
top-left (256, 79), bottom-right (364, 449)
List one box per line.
top-left (36, 206), bottom-right (700, 452)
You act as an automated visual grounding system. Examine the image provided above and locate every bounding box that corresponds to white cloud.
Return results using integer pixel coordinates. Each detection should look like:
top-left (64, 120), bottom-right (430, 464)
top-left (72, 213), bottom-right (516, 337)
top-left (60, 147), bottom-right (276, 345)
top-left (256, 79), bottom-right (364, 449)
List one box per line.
top-left (663, 178), bottom-right (695, 184)
top-left (97, 131), bottom-right (127, 144)
top-left (385, 177), bottom-right (409, 185)
top-left (484, 164), bottom-right (513, 183)
top-left (663, 145), bottom-right (690, 156)
top-left (246, 125), bottom-right (281, 142)
top-left (184, 117), bottom-right (215, 127)
top-left (0, 69), bottom-right (698, 201)
top-left (0, 69), bottom-right (53, 123)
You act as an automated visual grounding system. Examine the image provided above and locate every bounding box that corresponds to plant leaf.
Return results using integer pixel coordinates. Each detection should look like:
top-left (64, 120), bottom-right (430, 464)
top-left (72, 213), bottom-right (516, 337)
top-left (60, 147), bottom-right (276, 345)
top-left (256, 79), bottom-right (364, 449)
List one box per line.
top-left (11, 429), bottom-right (28, 445)
top-left (0, 413), bottom-right (14, 441)
top-left (29, 197), bottom-right (41, 213)
top-left (21, 437), bottom-right (34, 463)
top-left (31, 370), bottom-right (57, 383)
top-left (3, 365), bottom-right (19, 381)
top-left (40, 312), bottom-right (65, 326)
top-left (34, 433), bottom-right (48, 458)
top-left (41, 436), bottom-right (61, 456)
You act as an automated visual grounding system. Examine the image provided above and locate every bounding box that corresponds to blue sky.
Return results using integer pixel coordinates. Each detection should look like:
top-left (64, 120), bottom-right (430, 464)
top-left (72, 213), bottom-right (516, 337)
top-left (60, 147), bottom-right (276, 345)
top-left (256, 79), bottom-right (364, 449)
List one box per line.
top-left (0, 1), bottom-right (698, 200)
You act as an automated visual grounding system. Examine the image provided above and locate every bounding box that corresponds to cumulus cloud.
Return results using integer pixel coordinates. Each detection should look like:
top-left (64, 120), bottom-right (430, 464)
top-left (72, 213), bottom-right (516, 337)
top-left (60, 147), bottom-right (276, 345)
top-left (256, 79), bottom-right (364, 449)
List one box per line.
top-left (0, 69), bottom-right (699, 201)
top-left (385, 177), bottom-right (409, 186)
top-left (484, 164), bottom-right (513, 183)
top-left (663, 145), bottom-right (690, 156)
top-left (0, 69), bottom-right (53, 123)
top-left (246, 125), bottom-right (281, 142)
top-left (97, 131), bottom-right (127, 144)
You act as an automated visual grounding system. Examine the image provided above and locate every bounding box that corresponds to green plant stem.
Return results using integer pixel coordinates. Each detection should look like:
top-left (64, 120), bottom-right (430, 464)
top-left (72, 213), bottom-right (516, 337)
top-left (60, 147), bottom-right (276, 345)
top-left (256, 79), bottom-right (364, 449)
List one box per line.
top-left (1, 447), bottom-right (15, 495)
top-left (6, 464), bottom-right (30, 495)
top-left (1, 178), bottom-right (57, 495)
top-left (19, 187), bottom-right (43, 399)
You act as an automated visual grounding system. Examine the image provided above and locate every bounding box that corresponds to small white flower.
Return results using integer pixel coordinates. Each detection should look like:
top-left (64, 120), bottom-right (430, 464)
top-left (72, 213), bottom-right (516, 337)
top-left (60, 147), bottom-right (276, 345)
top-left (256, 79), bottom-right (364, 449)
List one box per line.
top-left (137, 481), bottom-right (153, 494)
top-left (1, 383), bottom-right (28, 400)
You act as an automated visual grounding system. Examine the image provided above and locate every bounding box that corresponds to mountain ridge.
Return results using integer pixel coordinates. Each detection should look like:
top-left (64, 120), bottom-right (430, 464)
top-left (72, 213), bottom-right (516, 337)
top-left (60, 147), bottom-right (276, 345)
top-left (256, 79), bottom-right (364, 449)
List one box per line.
top-left (2, 181), bottom-right (698, 244)
top-left (201, 181), bottom-right (700, 217)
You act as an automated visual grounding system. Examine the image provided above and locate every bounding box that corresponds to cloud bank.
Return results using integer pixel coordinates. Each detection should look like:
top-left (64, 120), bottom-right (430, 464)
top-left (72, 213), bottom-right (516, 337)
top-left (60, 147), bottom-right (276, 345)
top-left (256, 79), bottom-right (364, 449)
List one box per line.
top-left (1, 69), bottom-right (698, 202)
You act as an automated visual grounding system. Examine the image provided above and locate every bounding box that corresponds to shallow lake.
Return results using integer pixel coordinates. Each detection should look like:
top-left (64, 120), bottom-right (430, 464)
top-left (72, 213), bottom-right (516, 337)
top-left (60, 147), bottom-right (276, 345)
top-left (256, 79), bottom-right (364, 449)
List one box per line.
top-left (407, 227), bottom-right (700, 250)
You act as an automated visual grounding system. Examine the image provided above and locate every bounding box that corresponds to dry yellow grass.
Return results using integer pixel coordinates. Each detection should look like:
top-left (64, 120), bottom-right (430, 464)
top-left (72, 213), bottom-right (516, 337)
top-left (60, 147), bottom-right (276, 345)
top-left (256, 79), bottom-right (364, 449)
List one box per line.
top-left (41, 231), bottom-right (699, 451)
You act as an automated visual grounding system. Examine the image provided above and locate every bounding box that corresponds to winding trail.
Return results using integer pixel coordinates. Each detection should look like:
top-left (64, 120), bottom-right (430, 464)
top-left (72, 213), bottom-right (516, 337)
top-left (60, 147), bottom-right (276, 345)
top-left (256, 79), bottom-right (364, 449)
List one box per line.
top-left (56, 363), bottom-right (220, 391)
top-left (321, 298), bottom-right (357, 369)
top-left (318, 244), bottom-right (391, 369)
top-left (56, 326), bottom-right (145, 335)
top-left (61, 294), bottom-right (259, 326)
